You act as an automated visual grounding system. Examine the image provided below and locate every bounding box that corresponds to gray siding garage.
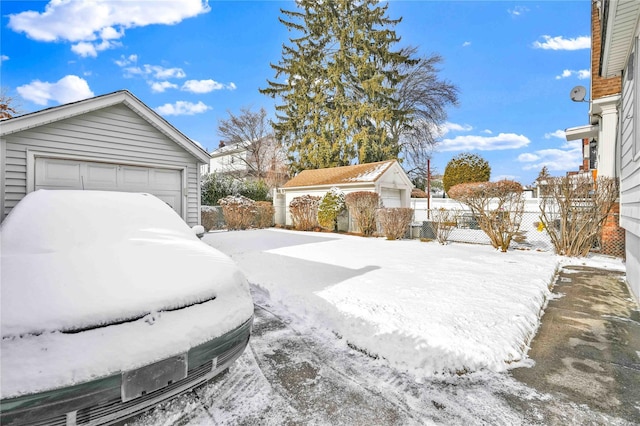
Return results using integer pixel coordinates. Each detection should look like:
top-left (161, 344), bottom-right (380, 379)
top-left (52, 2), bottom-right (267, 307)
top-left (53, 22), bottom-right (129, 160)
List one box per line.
top-left (1, 90), bottom-right (210, 226)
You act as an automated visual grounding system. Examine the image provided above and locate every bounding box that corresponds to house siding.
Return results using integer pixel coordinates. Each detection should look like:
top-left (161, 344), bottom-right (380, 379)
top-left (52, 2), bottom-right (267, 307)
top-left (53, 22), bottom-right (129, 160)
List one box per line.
top-left (619, 29), bottom-right (640, 302)
top-left (2, 104), bottom-right (201, 226)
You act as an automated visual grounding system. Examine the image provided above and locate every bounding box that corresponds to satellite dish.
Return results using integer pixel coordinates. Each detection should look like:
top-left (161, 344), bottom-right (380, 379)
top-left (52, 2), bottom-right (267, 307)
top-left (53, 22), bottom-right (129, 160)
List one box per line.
top-left (570, 86), bottom-right (587, 102)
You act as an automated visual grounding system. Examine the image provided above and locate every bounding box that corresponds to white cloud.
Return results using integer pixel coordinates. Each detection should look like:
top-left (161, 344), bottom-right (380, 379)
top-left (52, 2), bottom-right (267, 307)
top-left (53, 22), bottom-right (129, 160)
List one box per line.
top-left (555, 69), bottom-right (590, 80)
top-left (150, 81), bottom-right (178, 93)
top-left (517, 142), bottom-right (582, 172)
top-left (533, 35), bottom-right (590, 50)
top-left (1, 55), bottom-right (9, 62)
top-left (181, 79), bottom-right (237, 93)
top-left (7, 0), bottom-right (210, 57)
top-left (438, 133), bottom-right (530, 152)
top-left (115, 54), bottom-right (137, 67)
top-left (508, 6), bottom-right (529, 17)
top-left (17, 75), bottom-right (94, 106)
top-left (120, 64), bottom-right (185, 80)
top-left (544, 130), bottom-right (566, 139)
top-left (437, 122), bottom-right (473, 137)
top-left (462, 41), bottom-right (471, 47)
top-left (155, 101), bottom-right (211, 116)
top-left (482, 129), bottom-right (493, 134)
top-left (71, 39), bottom-right (120, 57)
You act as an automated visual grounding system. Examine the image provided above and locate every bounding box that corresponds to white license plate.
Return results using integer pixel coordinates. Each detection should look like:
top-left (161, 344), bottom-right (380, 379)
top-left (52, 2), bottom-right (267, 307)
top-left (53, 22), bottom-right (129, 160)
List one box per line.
top-left (121, 354), bottom-right (188, 402)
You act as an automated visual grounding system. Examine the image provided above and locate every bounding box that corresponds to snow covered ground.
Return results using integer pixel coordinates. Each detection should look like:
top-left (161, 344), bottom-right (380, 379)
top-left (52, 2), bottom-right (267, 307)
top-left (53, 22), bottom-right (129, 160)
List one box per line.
top-left (129, 228), bottom-right (630, 425)
top-left (204, 229), bottom-right (561, 376)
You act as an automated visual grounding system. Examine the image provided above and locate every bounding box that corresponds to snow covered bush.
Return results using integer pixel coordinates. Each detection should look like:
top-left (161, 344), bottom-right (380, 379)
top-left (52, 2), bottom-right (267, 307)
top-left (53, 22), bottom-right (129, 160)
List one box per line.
top-left (345, 191), bottom-right (380, 237)
top-left (448, 180), bottom-right (525, 252)
top-left (430, 208), bottom-right (459, 244)
top-left (219, 195), bottom-right (257, 230)
top-left (317, 187), bottom-right (346, 231)
top-left (289, 195), bottom-right (321, 231)
top-left (538, 174), bottom-right (619, 256)
top-left (254, 201), bottom-right (275, 229)
top-left (378, 208), bottom-right (414, 240)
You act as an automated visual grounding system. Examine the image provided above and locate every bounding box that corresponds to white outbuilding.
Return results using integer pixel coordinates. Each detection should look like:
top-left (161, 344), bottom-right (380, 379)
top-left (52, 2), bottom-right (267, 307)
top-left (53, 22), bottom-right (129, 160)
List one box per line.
top-left (274, 160), bottom-right (413, 228)
top-left (0, 90), bottom-right (211, 226)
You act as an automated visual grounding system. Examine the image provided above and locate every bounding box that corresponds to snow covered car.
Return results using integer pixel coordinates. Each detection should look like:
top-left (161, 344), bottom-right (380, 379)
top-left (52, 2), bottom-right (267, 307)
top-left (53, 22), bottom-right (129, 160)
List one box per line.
top-left (0, 190), bottom-right (254, 425)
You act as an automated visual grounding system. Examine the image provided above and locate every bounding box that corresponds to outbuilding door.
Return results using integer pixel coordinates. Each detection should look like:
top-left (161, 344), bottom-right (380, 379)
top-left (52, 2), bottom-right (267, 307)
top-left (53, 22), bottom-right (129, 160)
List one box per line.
top-left (34, 157), bottom-right (183, 215)
top-left (380, 188), bottom-right (402, 208)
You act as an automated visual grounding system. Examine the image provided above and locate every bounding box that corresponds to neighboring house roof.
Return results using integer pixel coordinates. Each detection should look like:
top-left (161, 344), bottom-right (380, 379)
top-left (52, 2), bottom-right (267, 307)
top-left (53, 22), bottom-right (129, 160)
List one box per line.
top-left (210, 141), bottom-right (248, 158)
top-left (283, 160), bottom-right (397, 188)
top-left (0, 90), bottom-right (211, 164)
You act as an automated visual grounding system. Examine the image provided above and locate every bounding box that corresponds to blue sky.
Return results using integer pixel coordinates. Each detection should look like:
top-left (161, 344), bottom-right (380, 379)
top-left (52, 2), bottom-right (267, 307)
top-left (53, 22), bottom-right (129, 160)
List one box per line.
top-left (1, 0), bottom-right (591, 186)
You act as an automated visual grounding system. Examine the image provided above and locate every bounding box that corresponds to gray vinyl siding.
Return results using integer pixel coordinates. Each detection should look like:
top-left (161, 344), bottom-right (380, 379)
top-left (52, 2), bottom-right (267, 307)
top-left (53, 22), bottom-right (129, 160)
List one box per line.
top-left (621, 45), bottom-right (640, 238)
top-left (621, 40), bottom-right (640, 302)
top-left (2, 105), bottom-right (201, 226)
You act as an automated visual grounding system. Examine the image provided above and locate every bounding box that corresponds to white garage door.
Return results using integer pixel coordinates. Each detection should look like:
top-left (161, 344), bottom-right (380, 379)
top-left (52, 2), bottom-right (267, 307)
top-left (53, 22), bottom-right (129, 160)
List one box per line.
top-left (34, 157), bottom-right (182, 215)
top-left (380, 188), bottom-right (402, 208)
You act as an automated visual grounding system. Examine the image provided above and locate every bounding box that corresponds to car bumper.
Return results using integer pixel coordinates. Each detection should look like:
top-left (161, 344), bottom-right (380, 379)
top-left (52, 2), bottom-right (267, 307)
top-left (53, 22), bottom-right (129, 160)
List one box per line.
top-left (0, 316), bottom-right (253, 425)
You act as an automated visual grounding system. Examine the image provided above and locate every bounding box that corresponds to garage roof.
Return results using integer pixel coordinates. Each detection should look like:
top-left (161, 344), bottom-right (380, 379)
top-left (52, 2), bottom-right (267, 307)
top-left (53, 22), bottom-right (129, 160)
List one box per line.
top-left (283, 160), bottom-right (397, 188)
top-left (0, 90), bottom-right (211, 164)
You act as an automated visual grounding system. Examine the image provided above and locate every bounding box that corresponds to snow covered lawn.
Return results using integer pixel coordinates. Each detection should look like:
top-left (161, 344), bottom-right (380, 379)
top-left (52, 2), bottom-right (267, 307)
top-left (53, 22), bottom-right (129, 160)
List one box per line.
top-left (204, 229), bottom-right (560, 377)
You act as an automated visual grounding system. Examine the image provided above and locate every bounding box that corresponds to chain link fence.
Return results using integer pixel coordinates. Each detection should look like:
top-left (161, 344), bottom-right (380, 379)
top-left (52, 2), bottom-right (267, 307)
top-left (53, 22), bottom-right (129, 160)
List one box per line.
top-left (414, 209), bottom-right (553, 251)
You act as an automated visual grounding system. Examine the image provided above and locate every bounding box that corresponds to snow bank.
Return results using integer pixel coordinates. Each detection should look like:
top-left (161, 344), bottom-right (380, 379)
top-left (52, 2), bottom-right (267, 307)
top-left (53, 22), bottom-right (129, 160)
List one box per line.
top-left (216, 229), bottom-right (559, 376)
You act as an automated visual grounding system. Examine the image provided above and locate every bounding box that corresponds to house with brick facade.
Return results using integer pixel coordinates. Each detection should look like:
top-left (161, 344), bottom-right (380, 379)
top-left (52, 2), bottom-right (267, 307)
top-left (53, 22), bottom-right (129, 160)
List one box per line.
top-left (565, 0), bottom-right (640, 303)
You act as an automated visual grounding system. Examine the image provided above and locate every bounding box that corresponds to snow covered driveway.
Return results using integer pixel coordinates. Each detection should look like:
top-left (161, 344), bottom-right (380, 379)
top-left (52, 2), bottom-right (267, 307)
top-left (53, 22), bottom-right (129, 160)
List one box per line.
top-left (129, 228), bottom-right (633, 425)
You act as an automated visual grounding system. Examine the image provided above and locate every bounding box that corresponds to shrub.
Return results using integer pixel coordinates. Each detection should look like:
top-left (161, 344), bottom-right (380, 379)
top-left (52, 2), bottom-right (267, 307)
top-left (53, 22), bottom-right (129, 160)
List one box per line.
top-left (443, 152), bottom-right (491, 194)
top-left (318, 187), bottom-right (346, 230)
top-left (240, 179), bottom-right (270, 202)
top-left (345, 191), bottom-right (380, 237)
top-left (538, 175), bottom-right (619, 256)
top-left (289, 195), bottom-right (321, 231)
top-left (254, 201), bottom-right (275, 228)
top-left (219, 195), bottom-right (256, 230)
top-left (201, 173), bottom-right (271, 206)
top-left (378, 208), bottom-right (414, 240)
top-left (201, 207), bottom-right (223, 231)
top-left (448, 180), bottom-right (524, 252)
top-left (430, 208), bottom-right (459, 245)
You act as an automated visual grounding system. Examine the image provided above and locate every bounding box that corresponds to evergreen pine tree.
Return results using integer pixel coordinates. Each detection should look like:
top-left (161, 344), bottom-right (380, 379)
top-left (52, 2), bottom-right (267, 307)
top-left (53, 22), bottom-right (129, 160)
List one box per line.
top-left (261, 0), bottom-right (412, 173)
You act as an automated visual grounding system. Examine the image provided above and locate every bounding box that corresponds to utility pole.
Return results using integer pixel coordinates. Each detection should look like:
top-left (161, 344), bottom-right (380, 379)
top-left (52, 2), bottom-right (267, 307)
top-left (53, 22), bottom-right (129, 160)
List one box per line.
top-left (427, 158), bottom-right (431, 219)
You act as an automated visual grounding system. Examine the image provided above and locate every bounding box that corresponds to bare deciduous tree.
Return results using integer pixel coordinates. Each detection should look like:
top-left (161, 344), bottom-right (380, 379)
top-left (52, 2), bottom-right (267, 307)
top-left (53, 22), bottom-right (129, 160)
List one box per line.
top-left (448, 180), bottom-right (525, 252)
top-left (538, 174), bottom-right (619, 256)
top-left (0, 87), bottom-right (22, 120)
top-left (390, 46), bottom-right (459, 180)
top-left (216, 106), bottom-right (288, 187)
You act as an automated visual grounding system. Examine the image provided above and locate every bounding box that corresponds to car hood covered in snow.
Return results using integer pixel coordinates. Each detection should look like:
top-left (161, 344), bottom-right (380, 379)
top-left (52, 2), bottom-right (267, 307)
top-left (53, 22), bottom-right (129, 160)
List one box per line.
top-left (1, 190), bottom-right (250, 337)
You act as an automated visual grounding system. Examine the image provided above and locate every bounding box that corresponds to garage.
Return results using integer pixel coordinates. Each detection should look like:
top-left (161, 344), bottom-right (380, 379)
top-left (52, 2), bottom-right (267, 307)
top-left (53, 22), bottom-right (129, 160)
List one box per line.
top-left (380, 188), bottom-right (402, 208)
top-left (1, 90), bottom-right (211, 226)
top-left (35, 157), bottom-right (183, 214)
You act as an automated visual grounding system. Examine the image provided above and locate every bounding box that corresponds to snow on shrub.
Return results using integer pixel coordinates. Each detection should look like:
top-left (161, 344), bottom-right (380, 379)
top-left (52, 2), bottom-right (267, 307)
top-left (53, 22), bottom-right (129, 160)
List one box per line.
top-left (448, 180), bottom-right (525, 252)
top-left (378, 208), bottom-right (414, 240)
top-left (219, 195), bottom-right (257, 230)
top-left (345, 191), bottom-right (380, 237)
top-left (289, 195), bottom-right (321, 231)
top-left (254, 201), bottom-right (275, 229)
top-left (317, 187), bottom-right (346, 231)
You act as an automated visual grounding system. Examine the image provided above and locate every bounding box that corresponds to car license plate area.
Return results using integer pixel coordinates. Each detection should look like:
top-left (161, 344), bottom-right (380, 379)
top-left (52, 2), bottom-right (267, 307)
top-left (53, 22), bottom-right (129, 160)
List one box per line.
top-left (121, 354), bottom-right (187, 402)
